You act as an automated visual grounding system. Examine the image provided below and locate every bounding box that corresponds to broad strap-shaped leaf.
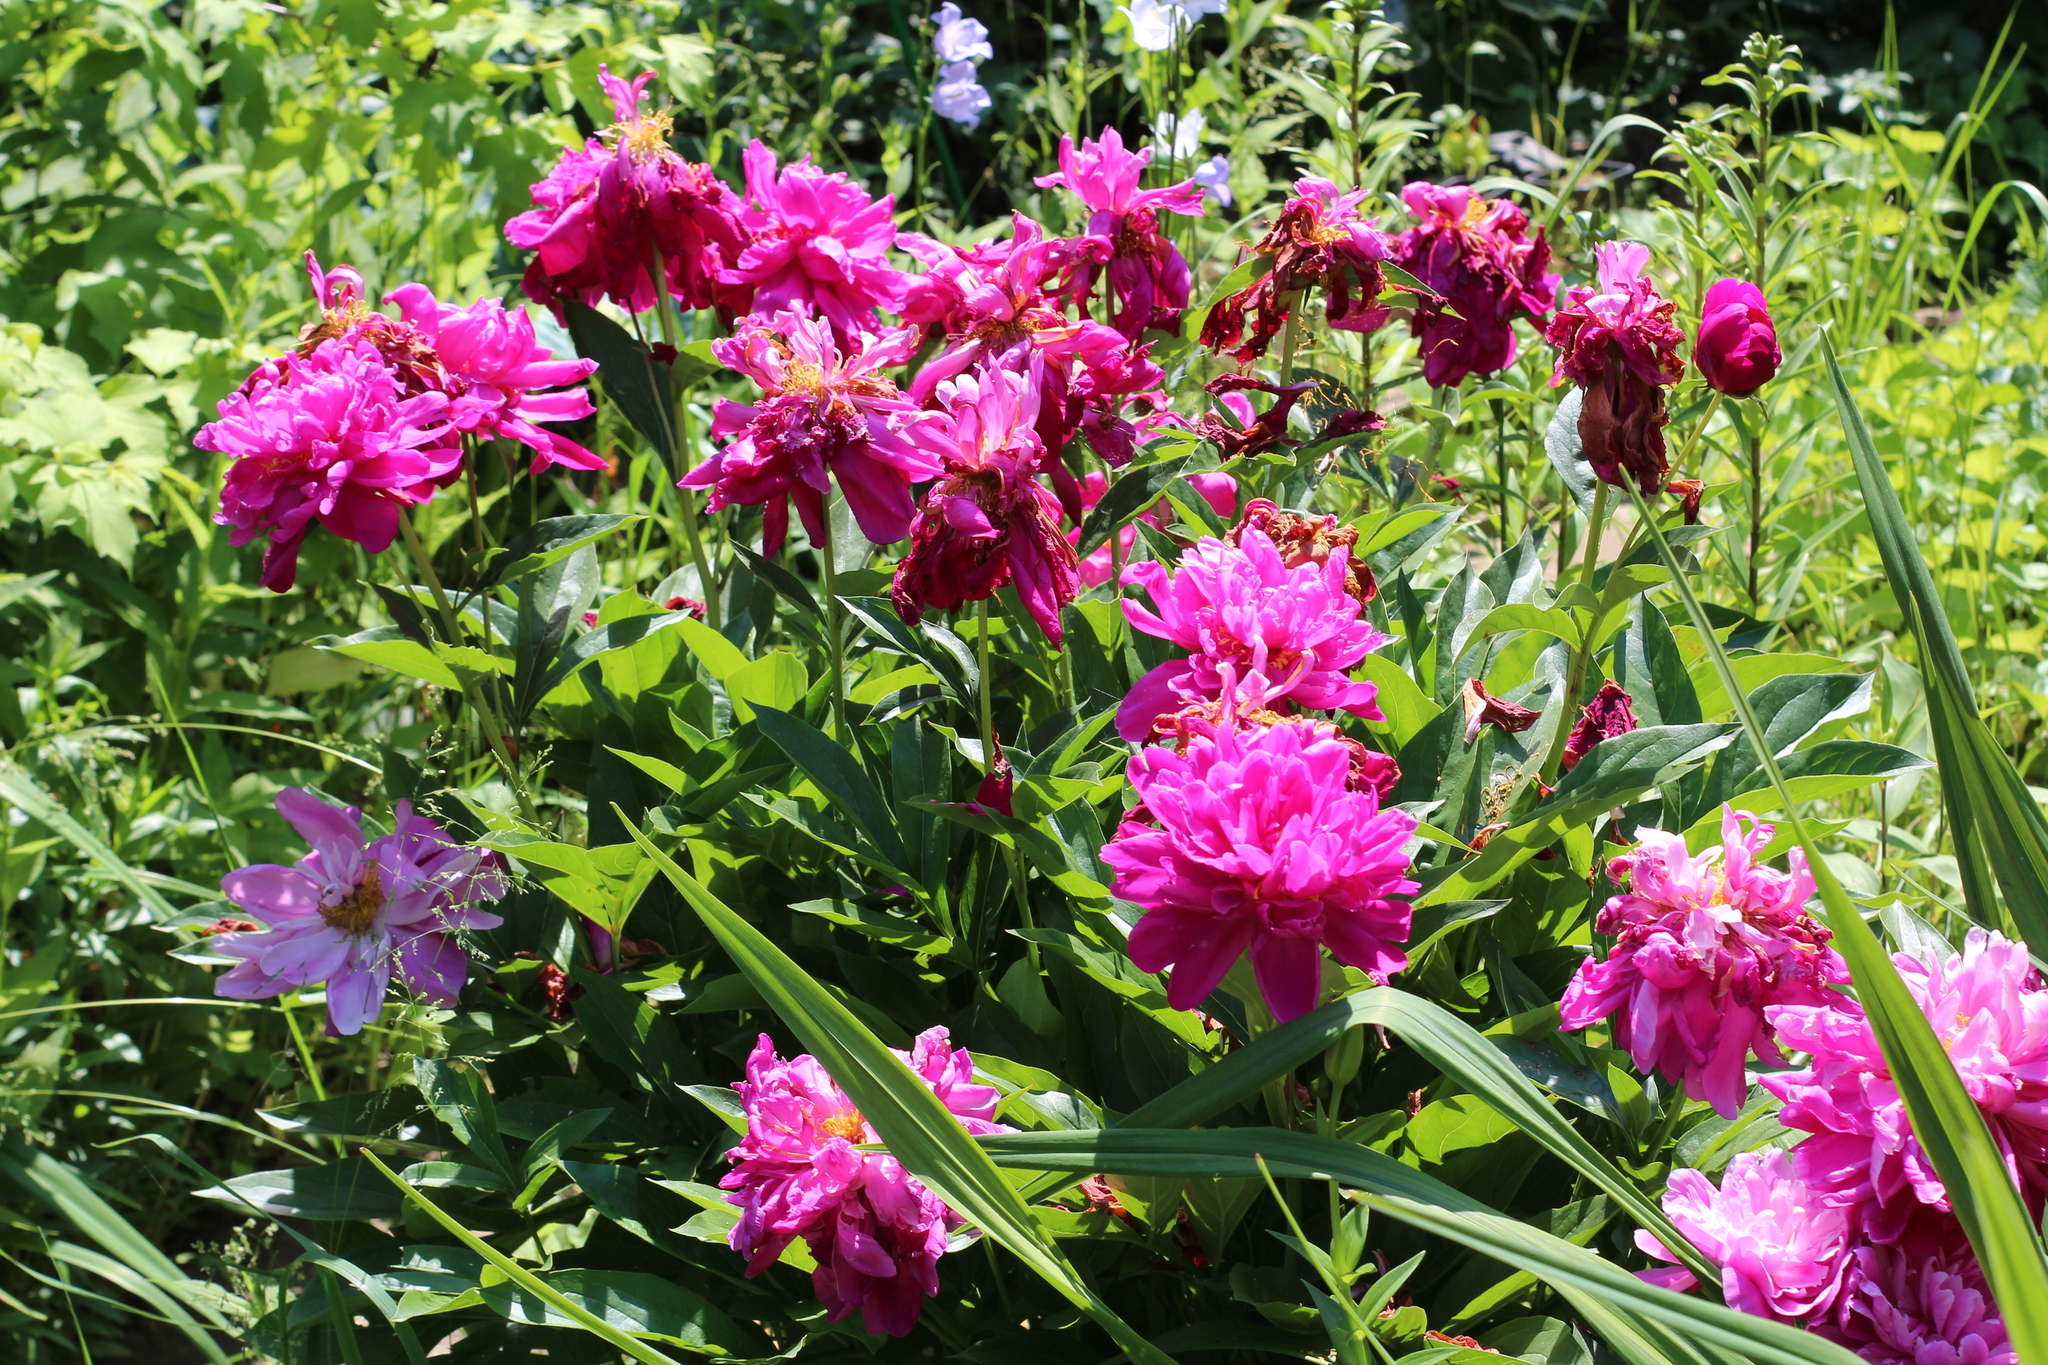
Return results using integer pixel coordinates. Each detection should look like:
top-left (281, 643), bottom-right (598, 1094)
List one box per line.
top-left (616, 810), bottom-right (1181, 1365)
top-left (750, 704), bottom-right (909, 871)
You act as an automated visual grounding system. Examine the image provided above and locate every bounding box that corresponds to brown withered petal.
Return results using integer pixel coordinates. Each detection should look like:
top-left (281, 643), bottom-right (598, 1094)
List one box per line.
top-left (1461, 678), bottom-right (1541, 743)
top-left (1668, 477), bottom-right (1705, 525)
top-left (1226, 497), bottom-right (1377, 606)
top-left (1560, 679), bottom-right (1638, 772)
top-left (1323, 407), bottom-right (1386, 439)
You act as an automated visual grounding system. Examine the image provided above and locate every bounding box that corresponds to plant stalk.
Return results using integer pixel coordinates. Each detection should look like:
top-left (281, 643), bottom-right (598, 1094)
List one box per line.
top-left (818, 494), bottom-right (850, 741)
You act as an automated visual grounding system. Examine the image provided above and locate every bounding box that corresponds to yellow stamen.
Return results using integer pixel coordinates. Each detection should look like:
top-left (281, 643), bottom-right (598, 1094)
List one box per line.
top-left (821, 1110), bottom-right (864, 1141)
top-left (780, 359), bottom-right (827, 395)
top-left (319, 865), bottom-right (386, 937)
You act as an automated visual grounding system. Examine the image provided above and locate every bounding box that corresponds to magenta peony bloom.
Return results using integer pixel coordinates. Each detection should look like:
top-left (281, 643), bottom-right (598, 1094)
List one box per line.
top-left (1818, 1217), bottom-right (2017, 1365)
top-left (1199, 177), bottom-right (1394, 363)
top-left (1104, 716), bottom-right (1419, 1022)
top-left (201, 339), bottom-right (458, 592)
top-left (1559, 678), bottom-right (1638, 772)
top-left (506, 66), bottom-right (748, 318)
top-left (209, 789), bottom-right (504, 1035)
top-left (1695, 278), bottom-right (1782, 398)
top-left (721, 141), bottom-right (914, 338)
top-left (385, 283), bottom-right (603, 474)
top-left (1034, 127), bottom-right (1205, 340)
top-left (1391, 182), bottom-right (1559, 388)
top-left (1764, 927), bottom-right (2048, 1227)
top-left (1115, 527), bottom-right (1389, 743)
top-left (681, 308), bottom-right (945, 555)
top-left (1070, 469), bottom-right (1237, 587)
top-left (1635, 1148), bottom-right (1853, 1321)
top-left (720, 1028), bottom-right (1009, 1337)
top-left (1559, 807), bottom-right (1847, 1118)
top-left (890, 364), bottom-right (1080, 645)
top-left (1545, 241), bottom-right (1687, 497)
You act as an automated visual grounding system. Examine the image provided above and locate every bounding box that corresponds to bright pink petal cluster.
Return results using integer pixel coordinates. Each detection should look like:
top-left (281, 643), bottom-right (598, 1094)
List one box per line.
top-left (1559, 807), bottom-right (1846, 1117)
top-left (210, 789), bottom-right (504, 1035)
top-left (1391, 182), bottom-right (1558, 388)
top-left (1819, 1216), bottom-right (2018, 1365)
top-left (1034, 128), bottom-right (1205, 340)
top-left (722, 140), bottom-right (915, 338)
top-left (1763, 926), bottom-right (2048, 1226)
top-left (1544, 240), bottom-right (1687, 496)
top-left (1115, 526), bottom-right (1389, 742)
top-left (682, 308), bottom-right (946, 555)
top-left (1636, 1148), bottom-right (1854, 1320)
top-left (506, 66), bottom-right (748, 317)
top-left (1104, 716), bottom-right (1418, 1022)
top-left (1070, 469), bottom-right (1237, 587)
top-left (720, 1028), bottom-right (1008, 1338)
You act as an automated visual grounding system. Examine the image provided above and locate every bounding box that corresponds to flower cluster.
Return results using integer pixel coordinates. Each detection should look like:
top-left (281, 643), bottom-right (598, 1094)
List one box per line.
top-left (929, 4), bottom-right (994, 128)
top-left (1544, 241), bottom-right (1687, 496)
top-left (1390, 182), bottom-right (1559, 389)
top-left (721, 1028), bottom-right (1009, 1337)
top-left (1200, 177), bottom-right (1392, 364)
top-left (210, 789), bottom-right (505, 1036)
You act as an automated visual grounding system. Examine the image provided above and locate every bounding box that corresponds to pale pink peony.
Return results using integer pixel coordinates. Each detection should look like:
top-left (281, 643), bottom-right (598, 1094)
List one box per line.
top-left (890, 364), bottom-right (1080, 645)
top-left (385, 283), bottom-right (604, 474)
top-left (1763, 927), bottom-right (2048, 1227)
top-left (1559, 807), bottom-right (1846, 1118)
top-left (1115, 527), bottom-right (1389, 742)
top-left (506, 66), bottom-right (748, 317)
top-left (681, 308), bottom-right (946, 555)
top-left (1634, 1148), bottom-right (1853, 1321)
top-left (1034, 127), bottom-right (1205, 340)
top-left (721, 140), bottom-right (915, 337)
top-left (720, 1028), bottom-right (1008, 1337)
top-left (1199, 177), bottom-right (1393, 363)
top-left (1070, 469), bottom-right (1237, 587)
top-left (1818, 1216), bottom-right (2017, 1365)
top-left (1104, 716), bottom-right (1419, 1022)
top-left (1391, 182), bottom-right (1558, 388)
top-left (209, 789), bottom-right (504, 1035)
top-left (1544, 240), bottom-right (1687, 496)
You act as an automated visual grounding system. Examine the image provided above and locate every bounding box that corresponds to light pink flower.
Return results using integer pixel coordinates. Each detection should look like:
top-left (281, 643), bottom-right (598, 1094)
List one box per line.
top-left (1199, 177), bottom-right (1394, 363)
top-left (385, 284), bottom-right (603, 474)
top-left (209, 789), bottom-right (504, 1035)
top-left (1034, 128), bottom-right (1205, 340)
top-left (506, 66), bottom-right (748, 318)
top-left (1391, 182), bottom-right (1558, 388)
top-left (720, 1027), bottom-right (1008, 1337)
top-left (721, 140), bottom-right (915, 337)
top-left (1104, 716), bottom-right (1419, 1021)
top-left (1115, 527), bottom-right (1389, 742)
top-left (1544, 240), bottom-right (1687, 496)
top-left (1818, 1216), bottom-right (2017, 1365)
top-left (201, 339), bottom-right (457, 592)
top-left (1070, 469), bottom-right (1237, 587)
top-left (1635, 1148), bottom-right (1853, 1321)
top-left (681, 308), bottom-right (945, 555)
top-left (1763, 927), bottom-right (2048, 1227)
top-left (1559, 807), bottom-right (1846, 1118)
top-left (890, 365), bottom-right (1080, 645)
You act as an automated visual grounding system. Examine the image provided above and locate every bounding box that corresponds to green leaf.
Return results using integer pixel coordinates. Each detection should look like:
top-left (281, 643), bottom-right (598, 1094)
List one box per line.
top-left (0, 767), bottom-right (180, 922)
top-left (1080, 457), bottom-right (1190, 557)
top-left (564, 301), bottom-right (676, 466)
top-left (751, 704), bottom-right (909, 871)
top-left (478, 1268), bottom-right (752, 1354)
top-left (192, 1156), bottom-right (404, 1221)
top-left (480, 515), bottom-right (641, 589)
top-left (412, 1058), bottom-right (517, 1186)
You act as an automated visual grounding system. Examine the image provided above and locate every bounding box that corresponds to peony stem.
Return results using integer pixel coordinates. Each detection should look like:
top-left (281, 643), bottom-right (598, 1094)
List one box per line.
top-left (1671, 388), bottom-right (1723, 473)
top-left (979, 597), bottom-right (1039, 968)
top-left (1540, 479), bottom-right (1610, 782)
top-left (649, 252), bottom-right (723, 630)
top-left (1746, 417), bottom-right (1765, 612)
top-left (818, 493), bottom-right (849, 741)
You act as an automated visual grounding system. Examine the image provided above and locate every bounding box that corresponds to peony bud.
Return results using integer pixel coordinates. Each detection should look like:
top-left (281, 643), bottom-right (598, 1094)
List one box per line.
top-left (1695, 279), bottom-right (1781, 397)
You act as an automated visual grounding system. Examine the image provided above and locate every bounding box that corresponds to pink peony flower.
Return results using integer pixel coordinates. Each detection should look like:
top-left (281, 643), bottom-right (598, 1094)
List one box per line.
top-left (1559, 679), bottom-right (1638, 772)
top-left (201, 338), bottom-right (458, 592)
top-left (385, 283), bottom-right (604, 474)
top-left (1763, 927), bottom-right (2048, 1227)
top-left (1559, 807), bottom-right (1847, 1118)
top-left (209, 789), bottom-right (504, 1035)
top-left (1104, 716), bottom-right (1419, 1022)
top-left (721, 141), bottom-right (915, 338)
top-left (1199, 177), bottom-right (1393, 363)
top-left (1695, 278), bottom-right (1781, 398)
top-left (720, 1028), bottom-right (1009, 1337)
top-left (1818, 1216), bottom-right (2017, 1365)
top-left (1391, 182), bottom-right (1559, 388)
top-left (1634, 1148), bottom-right (1853, 1321)
top-left (506, 66), bottom-right (748, 318)
top-left (1115, 527), bottom-right (1389, 743)
top-left (1034, 128), bottom-right (1205, 340)
top-left (1070, 469), bottom-right (1237, 588)
top-left (890, 364), bottom-right (1080, 645)
top-left (1545, 241), bottom-right (1687, 497)
top-left (681, 308), bottom-right (946, 555)
top-left (1226, 499), bottom-right (1377, 606)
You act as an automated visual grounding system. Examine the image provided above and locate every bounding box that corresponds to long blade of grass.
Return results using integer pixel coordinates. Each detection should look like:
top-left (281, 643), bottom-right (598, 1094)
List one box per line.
top-left (1622, 439), bottom-right (2048, 1360)
top-left (0, 767), bottom-right (181, 922)
top-left (617, 808), bottom-right (1180, 1365)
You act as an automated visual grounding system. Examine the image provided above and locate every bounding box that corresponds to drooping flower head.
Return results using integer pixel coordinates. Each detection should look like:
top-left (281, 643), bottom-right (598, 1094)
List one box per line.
top-left (682, 308), bottom-right (945, 555)
top-left (209, 789), bottom-right (505, 1035)
top-left (1545, 241), bottom-right (1687, 496)
top-left (1560, 807), bottom-right (1847, 1117)
top-left (1225, 498), bottom-right (1377, 607)
top-left (1560, 679), bottom-right (1638, 772)
top-left (1635, 1148), bottom-right (1854, 1322)
top-left (1071, 469), bottom-right (1237, 588)
top-left (1818, 1216), bottom-right (2017, 1365)
top-left (721, 1028), bottom-right (1009, 1337)
top-left (1200, 177), bottom-right (1395, 364)
top-left (1461, 678), bottom-right (1540, 742)
top-left (1696, 278), bottom-right (1781, 398)
top-left (1035, 128), bottom-right (1205, 340)
top-left (1116, 527), bottom-right (1390, 742)
top-left (506, 66), bottom-right (749, 318)
top-left (722, 141), bottom-right (915, 338)
top-left (891, 364), bottom-right (1080, 645)
top-left (1764, 927), bottom-right (2048, 1228)
top-left (385, 284), bottom-right (603, 474)
top-left (1195, 373), bottom-right (1316, 461)
top-left (1392, 182), bottom-right (1559, 388)
top-left (1105, 715), bottom-right (1419, 1022)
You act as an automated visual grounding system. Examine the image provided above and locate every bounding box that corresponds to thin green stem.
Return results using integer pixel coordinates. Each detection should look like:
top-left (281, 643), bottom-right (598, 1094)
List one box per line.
top-left (978, 597), bottom-right (1039, 968)
top-left (1746, 420), bottom-right (1765, 612)
top-left (1541, 480), bottom-right (1610, 782)
top-left (819, 495), bottom-right (849, 741)
top-left (1671, 389), bottom-right (1724, 473)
